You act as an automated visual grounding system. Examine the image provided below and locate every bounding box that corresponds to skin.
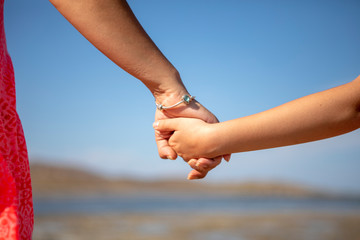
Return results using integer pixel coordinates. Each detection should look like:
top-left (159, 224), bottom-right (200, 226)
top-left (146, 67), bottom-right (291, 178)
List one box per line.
top-left (48, 0), bottom-right (227, 179)
top-left (154, 76), bottom-right (360, 160)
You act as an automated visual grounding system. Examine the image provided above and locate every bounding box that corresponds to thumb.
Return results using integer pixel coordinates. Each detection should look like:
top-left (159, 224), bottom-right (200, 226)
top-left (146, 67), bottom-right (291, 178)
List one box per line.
top-left (153, 118), bottom-right (180, 132)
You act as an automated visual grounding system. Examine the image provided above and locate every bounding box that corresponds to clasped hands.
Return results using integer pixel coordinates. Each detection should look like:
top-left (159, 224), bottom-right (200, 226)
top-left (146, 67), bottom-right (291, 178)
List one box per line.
top-left (153, 94), bottom-right (230, 180)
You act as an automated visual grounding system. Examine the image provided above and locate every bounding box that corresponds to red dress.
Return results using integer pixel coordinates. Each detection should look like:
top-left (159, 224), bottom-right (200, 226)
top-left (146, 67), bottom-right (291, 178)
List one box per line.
top-left (0, 0), bottom-right (34, 239)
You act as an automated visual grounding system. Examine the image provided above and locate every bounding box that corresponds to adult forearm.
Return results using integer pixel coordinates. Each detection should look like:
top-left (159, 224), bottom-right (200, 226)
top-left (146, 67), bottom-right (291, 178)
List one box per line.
top-left (217, 76), bottom-right (360, 154)
top-left (50, 0), bottom-right (224, 179)
top-left (49, 0), bottom-right (187, 101)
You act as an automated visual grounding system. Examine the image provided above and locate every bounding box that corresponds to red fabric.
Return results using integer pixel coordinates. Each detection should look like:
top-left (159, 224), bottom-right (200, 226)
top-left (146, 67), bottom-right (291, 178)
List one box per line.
top-left (0, 0), bottom-right (34, 239)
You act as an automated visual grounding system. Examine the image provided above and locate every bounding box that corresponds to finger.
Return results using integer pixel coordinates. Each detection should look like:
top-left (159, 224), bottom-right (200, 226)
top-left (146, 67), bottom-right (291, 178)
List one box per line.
top-left (154, 130), bottom-right (177, 160)
top-left (196, 157), bottom-right (222, 172)
top-left (153, 118), bottom-right (181, 132)
top-left (156, 130), bottom-right (173, 139)
top-left (187, 159), bottom-right (198, 169)
top-left (187, 158), bottom-right (212, 173)
top-left (187, 158), bottom-right (219, 180)
top-left (187, 169), bottom-right (208, 180)
top-left (223, 154), bottom-right (231, 162)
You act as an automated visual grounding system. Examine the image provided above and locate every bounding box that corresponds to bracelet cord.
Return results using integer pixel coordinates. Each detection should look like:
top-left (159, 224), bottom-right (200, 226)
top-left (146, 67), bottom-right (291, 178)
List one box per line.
top-left (156, 94), bottom-right (195, 110)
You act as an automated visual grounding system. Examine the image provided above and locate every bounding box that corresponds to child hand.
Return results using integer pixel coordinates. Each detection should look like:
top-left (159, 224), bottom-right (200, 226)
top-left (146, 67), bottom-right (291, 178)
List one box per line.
top-left (153, 118), bottom-right (220, 161)
top-left (154, 118), bottom-right (227, 179)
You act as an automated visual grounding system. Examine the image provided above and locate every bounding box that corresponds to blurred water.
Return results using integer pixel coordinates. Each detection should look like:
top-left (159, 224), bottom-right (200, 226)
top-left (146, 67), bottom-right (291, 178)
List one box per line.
top-left (34, 195), bottom-right (360, 216)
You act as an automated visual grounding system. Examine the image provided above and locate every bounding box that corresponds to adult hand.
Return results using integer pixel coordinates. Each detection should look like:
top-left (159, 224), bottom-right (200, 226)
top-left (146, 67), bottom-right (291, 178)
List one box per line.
top-left (154, 93), bottom-right (230, 179)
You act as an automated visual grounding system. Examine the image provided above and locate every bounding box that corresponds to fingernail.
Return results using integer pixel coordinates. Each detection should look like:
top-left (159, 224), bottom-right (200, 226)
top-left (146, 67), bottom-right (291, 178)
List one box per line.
top-left (168, 155), bottom-right (175, 160)
top-left (153, 122), bottom-right (159, 128)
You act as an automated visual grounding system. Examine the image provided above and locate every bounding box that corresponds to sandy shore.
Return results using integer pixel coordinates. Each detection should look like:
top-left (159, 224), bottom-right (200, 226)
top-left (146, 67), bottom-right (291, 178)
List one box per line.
top-left (30, 163), bottom-right (360, 240)
top-left (33, 211), bottom-right (360, 240)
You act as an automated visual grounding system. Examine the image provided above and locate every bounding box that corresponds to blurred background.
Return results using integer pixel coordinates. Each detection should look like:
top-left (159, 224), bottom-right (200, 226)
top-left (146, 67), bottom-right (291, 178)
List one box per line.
top-left (4, 0), bottom-right (360, 239)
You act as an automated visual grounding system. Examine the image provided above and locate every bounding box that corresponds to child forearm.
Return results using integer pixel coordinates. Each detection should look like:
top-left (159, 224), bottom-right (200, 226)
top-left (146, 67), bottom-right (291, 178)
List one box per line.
top-left (215, 76), bottom-right (360, 155)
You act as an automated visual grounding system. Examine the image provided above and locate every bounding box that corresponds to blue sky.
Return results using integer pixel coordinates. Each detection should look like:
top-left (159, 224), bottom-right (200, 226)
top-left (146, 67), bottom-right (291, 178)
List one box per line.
top-left (4, 0), bottom-right (360, 193)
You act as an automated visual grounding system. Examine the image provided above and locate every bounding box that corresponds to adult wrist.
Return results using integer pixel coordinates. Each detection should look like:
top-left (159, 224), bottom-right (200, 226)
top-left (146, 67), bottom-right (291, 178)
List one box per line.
top-left (155, 90), bottom-right (195, 111)
top-left (152, 71), bottom-right (191, 107)
top-left (156, 94), bottom-right (195, 111)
